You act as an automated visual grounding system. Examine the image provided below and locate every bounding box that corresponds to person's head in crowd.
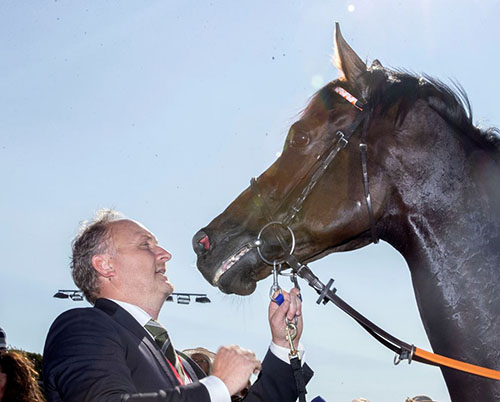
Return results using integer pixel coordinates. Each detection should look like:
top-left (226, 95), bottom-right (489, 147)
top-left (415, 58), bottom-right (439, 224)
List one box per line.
top-left (182, 346), bottom-right (249, 401)
top-left (0, 328), bottom-right (6, 350)
top-left (406, 396), bottom-right (434, 402)
top-left (0, 350), bottom-right (45, 402)
top-left (182, 347), bottom-right (215, 375)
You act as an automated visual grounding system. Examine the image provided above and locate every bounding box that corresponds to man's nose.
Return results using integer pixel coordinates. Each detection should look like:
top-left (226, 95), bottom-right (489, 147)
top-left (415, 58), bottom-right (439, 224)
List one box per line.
top-left (156, 246), bottom-right (172, 262)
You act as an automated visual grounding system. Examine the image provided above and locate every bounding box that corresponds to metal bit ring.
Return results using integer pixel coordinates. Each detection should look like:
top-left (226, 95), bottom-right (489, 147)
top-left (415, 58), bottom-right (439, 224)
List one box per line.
top-left (256, 221), bottom-right (296, 265)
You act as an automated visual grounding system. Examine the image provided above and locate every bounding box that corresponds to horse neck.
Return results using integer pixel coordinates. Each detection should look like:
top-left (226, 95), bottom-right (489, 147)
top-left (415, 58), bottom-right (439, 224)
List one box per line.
top-left (379, 104), bottom-right (500, 376)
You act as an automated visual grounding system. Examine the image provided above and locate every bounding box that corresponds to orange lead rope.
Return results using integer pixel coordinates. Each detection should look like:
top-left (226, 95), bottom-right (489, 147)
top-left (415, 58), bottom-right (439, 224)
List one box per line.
top-left (414, 347), bottom-right (500, 381)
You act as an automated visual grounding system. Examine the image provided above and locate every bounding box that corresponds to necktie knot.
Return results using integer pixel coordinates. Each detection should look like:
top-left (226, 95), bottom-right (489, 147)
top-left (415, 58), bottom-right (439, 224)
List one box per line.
top-left (145, 320), bottom-right (169, 346)
top-left (145, 319), bottom-right (174, 358)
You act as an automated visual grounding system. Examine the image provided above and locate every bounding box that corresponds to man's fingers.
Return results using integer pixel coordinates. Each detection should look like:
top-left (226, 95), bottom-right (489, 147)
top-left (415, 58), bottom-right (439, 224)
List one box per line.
top-left (287, 288), bottom-right (302, 320)
top-left (251, 356), bottom-right (262, 373)
top-left (269, 291), bottom-right (291, 321)
top-left (227, 345), bottom-right (260, 369)
top-left (270, 288), bottom-right (302, 321)
top-left (287, 291), bottom-right (297, 321)
top-left (269, 290), bottom-right (302, 322)
top-left (290, 287), bottom-right (302, 309)
top-left (213, 345), bottom-right (262, 395)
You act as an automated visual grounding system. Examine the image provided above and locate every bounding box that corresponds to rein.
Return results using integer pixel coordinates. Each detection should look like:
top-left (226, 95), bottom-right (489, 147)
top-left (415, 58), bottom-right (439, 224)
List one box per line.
top-left (284, 252), bottom-right (500, 381)
top-left (250, 86), bottom-right (500, 383)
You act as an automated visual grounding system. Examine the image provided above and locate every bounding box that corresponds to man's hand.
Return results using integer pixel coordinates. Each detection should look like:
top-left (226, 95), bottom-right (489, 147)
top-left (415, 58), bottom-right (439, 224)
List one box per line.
top-left (268, 288), bottom-right (303, 349)
top-left (212, 345), bottom-right (261, 396)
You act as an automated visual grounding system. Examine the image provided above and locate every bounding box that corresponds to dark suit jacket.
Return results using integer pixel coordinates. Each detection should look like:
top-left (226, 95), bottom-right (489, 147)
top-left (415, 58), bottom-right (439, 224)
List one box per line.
top-left (43, 299), bottom-right (313, 402)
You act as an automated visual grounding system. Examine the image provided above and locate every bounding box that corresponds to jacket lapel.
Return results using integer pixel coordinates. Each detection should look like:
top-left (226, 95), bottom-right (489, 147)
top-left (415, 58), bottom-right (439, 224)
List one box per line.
top-left (94, 298), bottom-right (180, 386)
top-left (178, 351), bottom-right (206, 380)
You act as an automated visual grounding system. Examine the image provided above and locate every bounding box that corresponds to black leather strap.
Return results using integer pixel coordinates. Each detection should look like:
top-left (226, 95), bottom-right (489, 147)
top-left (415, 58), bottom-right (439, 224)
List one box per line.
top-left (290, 355), bottom-right (307, 402)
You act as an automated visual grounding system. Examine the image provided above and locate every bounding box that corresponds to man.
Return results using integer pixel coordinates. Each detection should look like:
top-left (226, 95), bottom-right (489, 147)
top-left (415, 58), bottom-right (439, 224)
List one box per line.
top-left (43, 210), bottom-right (312, 401)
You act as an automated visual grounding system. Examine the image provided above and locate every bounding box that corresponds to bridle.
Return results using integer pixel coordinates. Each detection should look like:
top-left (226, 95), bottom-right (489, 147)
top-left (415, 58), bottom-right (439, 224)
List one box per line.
top-left (250, 86), bottom-right (379, 244)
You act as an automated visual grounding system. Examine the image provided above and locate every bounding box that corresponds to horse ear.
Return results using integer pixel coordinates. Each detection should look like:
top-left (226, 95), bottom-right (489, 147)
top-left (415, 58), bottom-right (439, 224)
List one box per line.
top-left (334, 23), bottom-right (368, 92)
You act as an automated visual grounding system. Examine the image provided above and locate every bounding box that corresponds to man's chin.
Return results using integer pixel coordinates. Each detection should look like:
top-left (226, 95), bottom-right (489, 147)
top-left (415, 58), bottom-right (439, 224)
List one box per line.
top-left (163, 281), bottom-right (174, 298)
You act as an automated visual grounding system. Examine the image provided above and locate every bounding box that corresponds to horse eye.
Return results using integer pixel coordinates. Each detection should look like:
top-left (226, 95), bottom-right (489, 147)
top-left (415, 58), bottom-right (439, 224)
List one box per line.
top-left (290, 132), bottom-right (310, 147)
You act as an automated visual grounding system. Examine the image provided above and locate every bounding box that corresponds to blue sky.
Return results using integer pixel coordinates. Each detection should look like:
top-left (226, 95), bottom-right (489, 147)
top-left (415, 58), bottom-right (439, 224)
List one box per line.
top-left (1, 1), bottom-right (499, 401)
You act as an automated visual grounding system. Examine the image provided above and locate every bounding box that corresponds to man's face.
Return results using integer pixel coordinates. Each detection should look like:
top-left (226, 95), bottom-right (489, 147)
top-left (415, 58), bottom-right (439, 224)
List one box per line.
top-left (191, 353), bottom-right (211, 375)
top-left (106, 219), bottom-right (174, 303)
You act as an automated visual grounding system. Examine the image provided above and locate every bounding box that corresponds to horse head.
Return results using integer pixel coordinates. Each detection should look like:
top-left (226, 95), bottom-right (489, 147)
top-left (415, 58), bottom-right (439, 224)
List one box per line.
top-left (193, 24), bottom-right (399, 295)
top-left (193, 23), bottom-right (499, 297)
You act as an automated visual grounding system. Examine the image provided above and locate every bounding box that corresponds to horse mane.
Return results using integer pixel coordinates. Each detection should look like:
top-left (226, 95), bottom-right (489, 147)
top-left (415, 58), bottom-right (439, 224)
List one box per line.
top-left (305, 68), bottom-right (500, 153)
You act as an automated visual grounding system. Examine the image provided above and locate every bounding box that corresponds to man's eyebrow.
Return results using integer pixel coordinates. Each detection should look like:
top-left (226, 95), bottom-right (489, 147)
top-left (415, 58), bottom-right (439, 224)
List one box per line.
top-left (137, 233), bottom-right (158, 243)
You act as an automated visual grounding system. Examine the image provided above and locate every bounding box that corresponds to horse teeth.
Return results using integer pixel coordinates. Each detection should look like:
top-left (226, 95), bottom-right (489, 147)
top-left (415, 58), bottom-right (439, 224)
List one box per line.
top-left (212, 245), bottom-right (251, 285)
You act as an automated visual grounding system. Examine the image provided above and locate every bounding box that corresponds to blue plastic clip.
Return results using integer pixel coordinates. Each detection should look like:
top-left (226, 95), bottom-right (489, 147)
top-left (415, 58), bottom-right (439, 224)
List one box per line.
top-left (273, 292), bottom-right (284, 305)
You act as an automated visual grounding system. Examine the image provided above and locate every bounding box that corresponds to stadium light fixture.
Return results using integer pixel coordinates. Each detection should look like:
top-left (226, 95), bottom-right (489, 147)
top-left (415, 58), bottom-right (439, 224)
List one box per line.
top-left (54, 290), bottom-right (211, 304)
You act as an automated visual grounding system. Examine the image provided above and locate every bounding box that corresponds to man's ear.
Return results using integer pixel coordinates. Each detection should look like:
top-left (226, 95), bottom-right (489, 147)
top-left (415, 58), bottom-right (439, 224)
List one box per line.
top-left (91, 254), bottom-right (115, 278)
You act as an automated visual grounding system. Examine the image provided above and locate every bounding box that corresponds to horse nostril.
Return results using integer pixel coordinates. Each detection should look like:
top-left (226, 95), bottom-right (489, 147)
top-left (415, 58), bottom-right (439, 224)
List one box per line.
top-left (199, 235), bottom-right (210, 251)
top-left (193, 230), bottom-right (211, 254)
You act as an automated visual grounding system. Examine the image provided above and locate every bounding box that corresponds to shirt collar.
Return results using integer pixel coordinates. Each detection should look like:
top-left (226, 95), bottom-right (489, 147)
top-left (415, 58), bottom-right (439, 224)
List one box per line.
top-left (107, 298), bottom-right (152, 327)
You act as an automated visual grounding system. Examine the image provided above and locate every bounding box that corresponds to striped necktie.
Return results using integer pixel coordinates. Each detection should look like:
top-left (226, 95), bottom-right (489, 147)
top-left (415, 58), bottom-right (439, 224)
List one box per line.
top-left (144, 319), bottom-right (188, 384)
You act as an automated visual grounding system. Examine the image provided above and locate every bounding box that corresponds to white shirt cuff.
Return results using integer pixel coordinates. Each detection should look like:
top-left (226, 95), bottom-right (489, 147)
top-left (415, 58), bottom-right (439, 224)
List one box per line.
top-left (270, 341), bottom-right (306, 363)
top-left (199, 375), bottom-right (231, 402)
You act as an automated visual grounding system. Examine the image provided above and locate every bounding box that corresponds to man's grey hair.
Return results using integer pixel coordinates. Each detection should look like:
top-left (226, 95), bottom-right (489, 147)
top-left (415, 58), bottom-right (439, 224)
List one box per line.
top-left (71, 209), bottom-right (124, 304)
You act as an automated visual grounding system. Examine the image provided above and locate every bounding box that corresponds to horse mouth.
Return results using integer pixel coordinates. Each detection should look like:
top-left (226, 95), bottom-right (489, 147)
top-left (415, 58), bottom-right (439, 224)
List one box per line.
top-left (212, 244), bottom-right (252, 286)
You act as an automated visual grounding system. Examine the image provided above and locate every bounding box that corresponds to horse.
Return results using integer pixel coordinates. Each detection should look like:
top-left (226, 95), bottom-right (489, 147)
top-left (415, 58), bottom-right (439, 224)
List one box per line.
top-left (192, 24), bottom-right (500, 401)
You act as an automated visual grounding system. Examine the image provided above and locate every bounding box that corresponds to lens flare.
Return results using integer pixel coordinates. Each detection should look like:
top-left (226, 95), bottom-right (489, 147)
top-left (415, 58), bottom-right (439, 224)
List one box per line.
top-left (311, 74), bottom-right (324, 89)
